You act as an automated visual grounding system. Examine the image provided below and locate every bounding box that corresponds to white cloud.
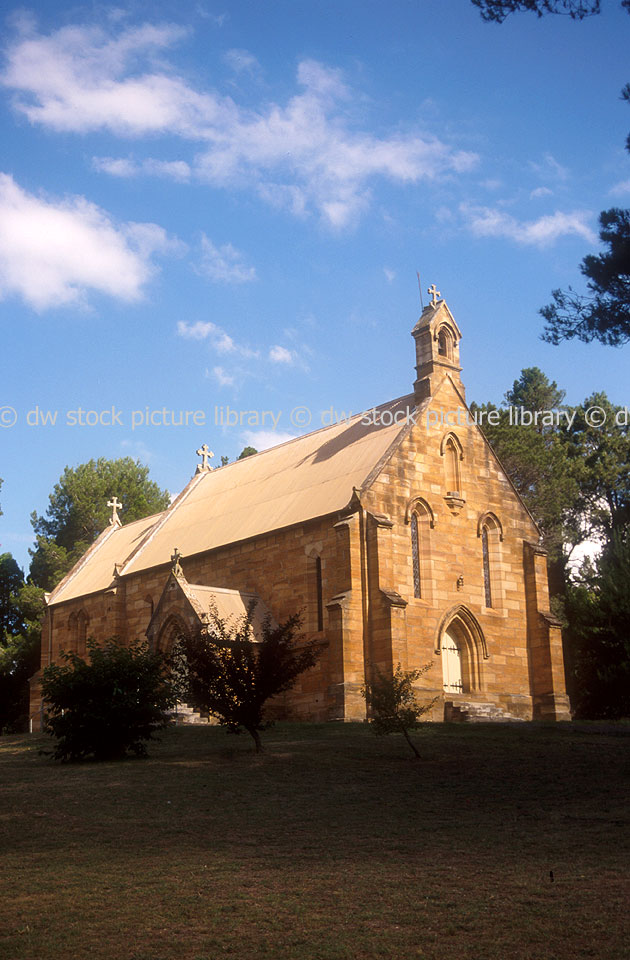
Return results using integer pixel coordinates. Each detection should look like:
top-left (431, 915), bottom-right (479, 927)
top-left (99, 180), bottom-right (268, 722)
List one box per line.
top-left (383, 267), bottom-right (396, 283)
top-left (212, 365), bottom-right (235, 386)
top-left (461, 204), bottom-right (596, 248)
top-left (2, 19), bottom-right (479, 228)
top-left (223, 48), bottom-right (260, 75)
top-left (93, 156), bottom-right (191, 181)
top-left (530, 186), bottom-right (553, 199)
top-left (177, 319), bottom-right (257, 357)
top-left (529, 154), bottom-right (569, 181)
top-left (242, 429), bottom-right (297, 450)
top-left (198, 235), bottom-right (256, 283)
top-left (2, 21), bottom-right (218, 136)
top-left (0, 172), bottom-right (171, 309)
top-left (609, 178), bottom-right (630, 196)
top-left (268, 345), bottom-right (295, 364)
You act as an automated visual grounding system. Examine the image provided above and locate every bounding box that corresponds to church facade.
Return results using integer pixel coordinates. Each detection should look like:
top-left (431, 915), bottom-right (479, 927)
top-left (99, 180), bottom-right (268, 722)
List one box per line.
top-left (29, 297), bottom-right (571, 729)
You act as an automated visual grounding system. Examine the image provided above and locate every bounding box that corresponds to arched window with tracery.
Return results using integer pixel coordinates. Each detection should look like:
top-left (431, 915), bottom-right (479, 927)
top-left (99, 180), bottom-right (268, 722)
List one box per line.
top-left (407, 498), bottom-right (434, 602)
top-left (478, 513), bottom-right (504, 611)
top-left (411, 513), bottom-right (421, 598)
top-left (482, 526), bottom-right (492, 607)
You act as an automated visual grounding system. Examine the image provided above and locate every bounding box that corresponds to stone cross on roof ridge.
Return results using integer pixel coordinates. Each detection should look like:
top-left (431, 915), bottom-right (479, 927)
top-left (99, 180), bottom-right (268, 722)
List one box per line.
top-left (196, 443), bottom-right (214, 473)
top-left (427, 283), bottom-right (441, 308)
top-left (107, 496), bottom-right (123, 525)
top-left (171, 547), bottom-right (184, 576)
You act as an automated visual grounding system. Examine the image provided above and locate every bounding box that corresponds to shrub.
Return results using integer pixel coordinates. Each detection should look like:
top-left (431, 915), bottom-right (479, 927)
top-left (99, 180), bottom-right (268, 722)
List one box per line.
top-left (41, 638), bottom-right (175, 761)
top-left (362, 662), bottom-right (436, 758)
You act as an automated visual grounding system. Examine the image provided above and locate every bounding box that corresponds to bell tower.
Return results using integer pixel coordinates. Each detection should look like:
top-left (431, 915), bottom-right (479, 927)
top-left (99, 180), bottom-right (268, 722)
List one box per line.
top-left (411, 285), bottom-right (463, 402)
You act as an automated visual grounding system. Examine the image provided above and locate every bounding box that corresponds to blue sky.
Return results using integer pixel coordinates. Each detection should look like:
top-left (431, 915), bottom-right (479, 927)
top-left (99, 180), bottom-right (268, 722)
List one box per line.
top-left (1, 0), bottom-right (629, 573)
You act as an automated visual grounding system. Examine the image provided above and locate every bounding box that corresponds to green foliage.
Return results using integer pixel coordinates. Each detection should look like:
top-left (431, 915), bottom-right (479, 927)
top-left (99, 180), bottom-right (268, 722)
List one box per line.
top-left (541, 209), bottom-right (630, 345)
top-left (41, 638), bottom-right (176, 761)
top-left (30, 457), bottom-right (170, 590)
top-left (472, 0), bottom-right (601, 20)
top-left (474, 0), bottom-right (630, 347)
top-left (471, 369), bottom-right (580, 574)
top-left (565, 528), bottom-right (630, 718)
top-left (172, 607), bottom-right (322, 752)
top-left (0, 552), bottom-right (25, 637)
top-left (562, 392), bottom-right (630, 537)
top-left (28, 537), bottom-right (73, 592)
top-left (237, 446), bottom-right (258, 459)
top-left (362, 663), bottom-right (436, 759)
top-left (0, 554), bottom-right (44, 732)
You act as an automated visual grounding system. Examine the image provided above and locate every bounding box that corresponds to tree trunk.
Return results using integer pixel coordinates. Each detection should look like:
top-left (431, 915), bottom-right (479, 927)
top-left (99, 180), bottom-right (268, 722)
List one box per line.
top-left (402, 726), bottom-right (421, 759)
top-left (248, 727), bottom-right (263, 753)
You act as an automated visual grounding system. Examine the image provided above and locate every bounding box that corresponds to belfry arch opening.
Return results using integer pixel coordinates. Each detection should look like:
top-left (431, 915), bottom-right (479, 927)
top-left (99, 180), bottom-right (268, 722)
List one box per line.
top-left (437, 325), bottom-right (454, 360)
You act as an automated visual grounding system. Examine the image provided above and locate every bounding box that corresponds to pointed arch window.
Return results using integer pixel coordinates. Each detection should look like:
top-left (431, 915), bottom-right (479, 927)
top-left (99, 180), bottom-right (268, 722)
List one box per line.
top-left (440, 433), bottom-right (463, 496)
top-left (478, 513), bottom-right (504, 611)
top-left (482, 526), bottom-right (492, 608)
top-left (406, 498), bottom-right (435, 602)
top-left (411, 513), bottom-right (421, 599)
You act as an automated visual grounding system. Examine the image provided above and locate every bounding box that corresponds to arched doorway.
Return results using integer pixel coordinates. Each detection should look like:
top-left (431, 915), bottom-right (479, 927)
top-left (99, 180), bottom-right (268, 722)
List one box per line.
top-left (436, 606), bottom-right (488, 695)
top-left (156, 614), bottom-right (190, 654)
top-left (441, 629), bottom-right (463, 694)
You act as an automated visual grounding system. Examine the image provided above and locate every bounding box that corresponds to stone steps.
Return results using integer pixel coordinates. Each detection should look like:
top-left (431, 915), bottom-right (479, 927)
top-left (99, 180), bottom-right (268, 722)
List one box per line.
top-left (445, 700), bottom-right (526, 723)
top-left (169, 702), bottom-right (212, 725)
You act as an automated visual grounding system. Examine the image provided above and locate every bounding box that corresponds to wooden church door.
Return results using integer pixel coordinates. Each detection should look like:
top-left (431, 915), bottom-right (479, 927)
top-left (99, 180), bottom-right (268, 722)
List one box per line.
top-left (441, 630), bottom-right (463, 694)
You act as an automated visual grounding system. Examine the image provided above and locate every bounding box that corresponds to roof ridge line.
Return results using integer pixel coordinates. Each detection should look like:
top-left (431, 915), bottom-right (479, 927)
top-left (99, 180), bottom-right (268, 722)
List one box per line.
top-left (118, 471), bottom-right (206, 576)
top-left (210, 392), bottom-right (417, 470)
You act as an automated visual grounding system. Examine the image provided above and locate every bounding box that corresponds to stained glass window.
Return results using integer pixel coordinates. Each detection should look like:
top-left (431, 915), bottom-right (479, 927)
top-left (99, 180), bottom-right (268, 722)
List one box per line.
top-left (411, 512), bottom-right (421, 599)
top-left (482, 525), bottom-right (492, 608)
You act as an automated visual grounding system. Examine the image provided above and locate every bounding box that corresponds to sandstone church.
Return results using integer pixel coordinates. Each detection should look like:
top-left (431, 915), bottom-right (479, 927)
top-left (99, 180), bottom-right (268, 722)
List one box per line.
top-left (29, 293), bottom-right (571, 728)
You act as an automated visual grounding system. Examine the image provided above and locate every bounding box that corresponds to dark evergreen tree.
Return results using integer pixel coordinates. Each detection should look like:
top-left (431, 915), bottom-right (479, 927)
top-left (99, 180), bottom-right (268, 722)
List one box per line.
top-left (30, 457), bottom-right (170, 590)
top-left (565, 527), bottom-right (630, 718)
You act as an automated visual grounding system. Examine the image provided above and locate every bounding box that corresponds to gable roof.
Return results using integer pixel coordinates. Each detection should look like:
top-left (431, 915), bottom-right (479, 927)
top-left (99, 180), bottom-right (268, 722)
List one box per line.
top-left (47, 394), bottom-right (416, 606)
top-left (145, 573), bottom-right (276, 644)
top-left (46, 512), bottom-right (165, 607)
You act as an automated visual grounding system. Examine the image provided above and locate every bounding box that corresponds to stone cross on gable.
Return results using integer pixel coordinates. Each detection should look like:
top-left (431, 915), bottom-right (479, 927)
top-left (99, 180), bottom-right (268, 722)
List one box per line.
top-left (428, 284), bottom-right (441, 307)
top-left (196, 443), bottom-right (214, 473)
top-left (107, 496), bottom-right (123, 525)
top-left (171, 547), bottom-right (183, 576)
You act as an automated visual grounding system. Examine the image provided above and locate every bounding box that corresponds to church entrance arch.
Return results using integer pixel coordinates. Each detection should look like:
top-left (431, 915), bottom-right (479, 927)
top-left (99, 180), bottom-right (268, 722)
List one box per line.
top-left (436, 606), bottom-right (488, 694)
top-left (156, 614), bottom-right (190, 654)
top-left (441, 629), bottom-right (463, 694)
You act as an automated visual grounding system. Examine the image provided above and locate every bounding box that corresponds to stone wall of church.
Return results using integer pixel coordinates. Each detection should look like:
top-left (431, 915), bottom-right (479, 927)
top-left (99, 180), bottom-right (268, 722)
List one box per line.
top-left (31, 377), bottom-right (570, 729)
top-left (31, 512), bottom-right (362, 728)
top-left (361, 377), bottom-right (570, 720)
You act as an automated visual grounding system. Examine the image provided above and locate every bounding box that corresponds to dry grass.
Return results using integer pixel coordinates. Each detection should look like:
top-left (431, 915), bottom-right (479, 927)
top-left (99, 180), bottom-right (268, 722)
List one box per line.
top-left (1, 721), bottom-right (629, 960)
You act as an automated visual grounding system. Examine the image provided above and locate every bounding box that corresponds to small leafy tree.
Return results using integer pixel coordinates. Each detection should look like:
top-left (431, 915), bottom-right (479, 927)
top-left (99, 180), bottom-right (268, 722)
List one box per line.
top-left (41, 638), bottom-right (176, 761)
top-left (362, 663), bottom-right (436, 759)
top-left (172, 607), bottom-right (323, 753)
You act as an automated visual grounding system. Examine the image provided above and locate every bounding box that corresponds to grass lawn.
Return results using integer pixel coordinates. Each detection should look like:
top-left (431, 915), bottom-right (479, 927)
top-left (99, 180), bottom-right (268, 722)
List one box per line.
top-left (0, 721), bottom-right (629, 960)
